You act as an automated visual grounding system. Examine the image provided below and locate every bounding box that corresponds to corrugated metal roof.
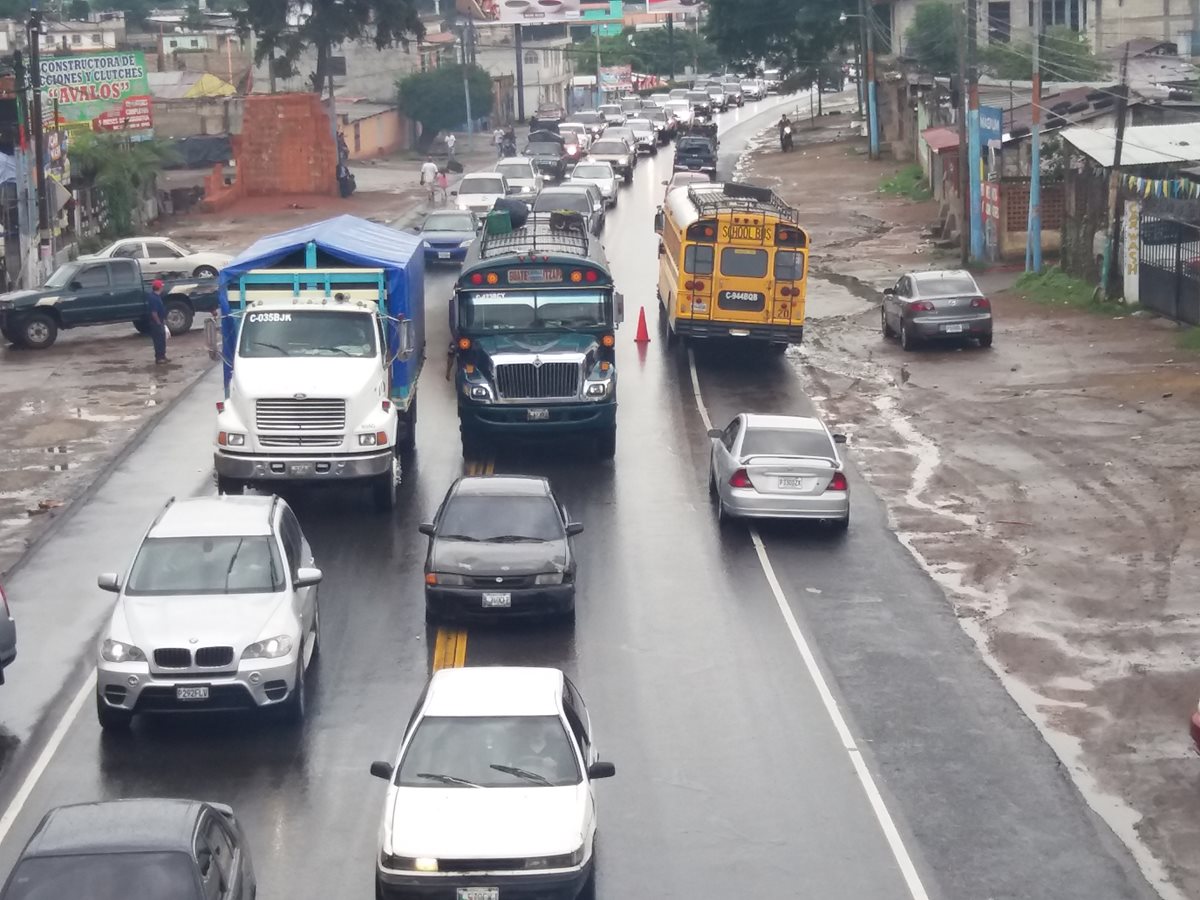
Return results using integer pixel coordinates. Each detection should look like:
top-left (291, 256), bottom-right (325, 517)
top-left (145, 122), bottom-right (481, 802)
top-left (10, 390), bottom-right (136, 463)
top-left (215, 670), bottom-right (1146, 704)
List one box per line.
top-left (1060, 122), bottom-right (1200, 167)
top-left (922, 126), bottom-right (959, 152)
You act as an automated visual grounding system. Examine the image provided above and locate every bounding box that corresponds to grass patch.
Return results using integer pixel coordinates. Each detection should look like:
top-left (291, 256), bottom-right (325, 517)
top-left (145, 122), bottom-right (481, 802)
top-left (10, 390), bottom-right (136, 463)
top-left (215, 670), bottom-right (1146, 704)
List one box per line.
top-left (1175, 327), bottom-right (1200, 351)
top-left (878, 164), bottom-right (932, 201)
top-left (1012, 266), bottom-right (1131, 315)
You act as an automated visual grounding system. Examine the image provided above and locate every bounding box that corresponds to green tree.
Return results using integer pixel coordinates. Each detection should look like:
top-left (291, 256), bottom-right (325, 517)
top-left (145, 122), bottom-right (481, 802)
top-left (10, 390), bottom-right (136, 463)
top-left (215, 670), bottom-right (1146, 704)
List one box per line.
top-left (69, 134), bottom-right (176, 238)
top-left (704, 0), bottom-right (854, 78)
top-left (66, 0), bottom-right (90, 20)
top-left (905, 2), bottom-right (959, 74)
top-left (981, 25), bottom-right (1111, 81)
top-left (571, 27), bottom-right (721, 78)
top-left (182, 1), bottom-right (207, 30)
top-left (397, 64), bottom-right (494, 151)
top-left (235, 0), bottom-right (424, 97)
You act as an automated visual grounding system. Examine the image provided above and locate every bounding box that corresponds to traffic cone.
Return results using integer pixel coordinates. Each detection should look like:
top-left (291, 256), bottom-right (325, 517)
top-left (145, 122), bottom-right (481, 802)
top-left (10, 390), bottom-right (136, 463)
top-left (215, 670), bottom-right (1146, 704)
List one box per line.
top-left (634, 307), bottom-right (650, 344)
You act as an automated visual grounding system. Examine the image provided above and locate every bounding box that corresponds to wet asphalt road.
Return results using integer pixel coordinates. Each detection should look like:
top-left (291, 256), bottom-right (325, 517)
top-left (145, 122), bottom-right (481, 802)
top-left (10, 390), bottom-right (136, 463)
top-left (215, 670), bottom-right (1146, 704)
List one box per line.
top-left (0, 95), bottom-right (1163, 900)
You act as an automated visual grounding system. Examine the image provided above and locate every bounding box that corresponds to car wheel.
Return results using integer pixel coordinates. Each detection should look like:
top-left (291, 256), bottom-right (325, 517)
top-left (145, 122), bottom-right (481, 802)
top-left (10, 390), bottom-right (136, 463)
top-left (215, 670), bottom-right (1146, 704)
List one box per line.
top-left (216, 476), bottom-right (244, 495)
top-left (309, 602), bottom-right (321, 663)
top-left (279, 656), bottom-right (306, 724)
top-left (978, 332), bottom-right (994, 348)
top-left (595, 426), bottom-right (616, 460)
top-left (372, 457), bottom-right (397, 512)
top-left (650, 146), bottom-right (659, 156)
top-left (424, 597), bottom-right (444, 626)
top-left (96, 691), bottom-right (133, 731)
top-left (193, 265), bottom-right (219, 279)
top-left (623, 169), bottom-right (632, 185)
top-left (833, 511), bottom-right (850, 531)
top-left (398, 397), bottom-right (417, 455)
top-left (579, 863), bottom-right (597, 900)
top-left (133, 318), bottom-right (151, 335)
top-left (460, 427), bottom-right (485, 459)
top-left (19, 312), bottom-right (57, 349)
top-left (164, 299), bottom-right (194, 336)
top-left (881, 308), bottom-right (894, 338)
top-left (900, 321), bottom-right (916, 351)
top-left (0, 323), bottom-right (18, 346)
top-left (708, 463), bottom-right (717, 497)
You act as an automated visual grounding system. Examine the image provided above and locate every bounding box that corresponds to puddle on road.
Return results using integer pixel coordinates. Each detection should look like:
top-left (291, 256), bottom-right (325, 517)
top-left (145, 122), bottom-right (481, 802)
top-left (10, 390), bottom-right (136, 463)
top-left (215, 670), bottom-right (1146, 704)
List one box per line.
top-left (807, 275), bottom-right (874, 320)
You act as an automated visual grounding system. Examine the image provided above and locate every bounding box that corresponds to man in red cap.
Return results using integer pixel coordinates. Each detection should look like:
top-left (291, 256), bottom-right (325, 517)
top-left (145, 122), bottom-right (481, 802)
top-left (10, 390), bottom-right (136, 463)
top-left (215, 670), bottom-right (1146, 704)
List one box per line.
top-left (146, 278), bottom-right (168, 364)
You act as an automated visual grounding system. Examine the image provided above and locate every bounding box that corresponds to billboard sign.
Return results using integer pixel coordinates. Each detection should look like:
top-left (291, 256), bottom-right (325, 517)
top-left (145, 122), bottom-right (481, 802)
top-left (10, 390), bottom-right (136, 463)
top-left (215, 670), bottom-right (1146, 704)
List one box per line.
top-left (477, 0), bottom-right (584, 23)
top-left (599, 65), bottom-right (632, 91)
top-left (647, 0), bottom-right (706, 12)
top-left (979, 105), bottom-right (1002, 152)
top-left (39, 51), bottom-right (154, 138)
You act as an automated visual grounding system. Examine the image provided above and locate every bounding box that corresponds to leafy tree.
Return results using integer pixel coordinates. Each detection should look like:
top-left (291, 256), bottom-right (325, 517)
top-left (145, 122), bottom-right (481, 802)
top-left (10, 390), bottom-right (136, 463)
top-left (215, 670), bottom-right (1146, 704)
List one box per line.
top-left (67, 0), bottom-right (90, 21)
top-left (235, 0), bottom-right (424, 97)
top-left (103, 0), bottom-right (158, 28)
top-left (981, 25), bottom-right (1111, 81)
top-left (704, 0), bottom-right (855, 79)
top-left (397, 64), bottom-right (494, 151)
top-left (69, 134), bottom-right (176, 238)
top-left (182, 1), bottom-right (207, 31)
top-left (905, 2), bottom-right (959, 74)
top-left (571, 26), bottom-right (721, 78)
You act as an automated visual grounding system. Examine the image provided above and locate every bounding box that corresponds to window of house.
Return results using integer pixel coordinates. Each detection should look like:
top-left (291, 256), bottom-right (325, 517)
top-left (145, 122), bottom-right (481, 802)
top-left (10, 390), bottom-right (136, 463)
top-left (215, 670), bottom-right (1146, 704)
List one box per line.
top-left (168, 39), bottom-right (178, 48)
top-left (190, 39), bottom-right (199, 47)
top-left (524, 49), bottom-right (539, 64)
top-left (91, 33), bottom-right (101, 42)
top-left (71, 34), bottom-right (81, 45)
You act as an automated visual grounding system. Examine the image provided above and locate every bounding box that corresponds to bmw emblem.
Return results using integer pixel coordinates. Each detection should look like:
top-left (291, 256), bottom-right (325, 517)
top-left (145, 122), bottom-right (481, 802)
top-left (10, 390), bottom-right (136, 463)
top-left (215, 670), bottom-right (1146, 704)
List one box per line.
top-left (189, 637), bottom-right (199, 644)
top-left (294, 392), bottom-right (308, 399)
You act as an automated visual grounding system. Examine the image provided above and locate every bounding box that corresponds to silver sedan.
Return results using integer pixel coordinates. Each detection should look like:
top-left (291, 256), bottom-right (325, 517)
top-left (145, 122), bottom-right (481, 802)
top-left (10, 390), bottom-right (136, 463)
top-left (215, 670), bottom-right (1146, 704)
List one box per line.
top-left (0, 583), bottom-right (14, 685)
top-left (708, 414), bottom-right (850, 528)
top-left (882, 269), bottom-right (993, 350)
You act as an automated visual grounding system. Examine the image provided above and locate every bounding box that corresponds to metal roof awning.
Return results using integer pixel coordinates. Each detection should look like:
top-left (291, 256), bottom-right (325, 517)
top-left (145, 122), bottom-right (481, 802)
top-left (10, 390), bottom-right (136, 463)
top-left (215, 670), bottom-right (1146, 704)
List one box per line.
top-left (1061, 122), bottom-right (1200, 167)
top-left (922, 126), bottom-right (959, 152)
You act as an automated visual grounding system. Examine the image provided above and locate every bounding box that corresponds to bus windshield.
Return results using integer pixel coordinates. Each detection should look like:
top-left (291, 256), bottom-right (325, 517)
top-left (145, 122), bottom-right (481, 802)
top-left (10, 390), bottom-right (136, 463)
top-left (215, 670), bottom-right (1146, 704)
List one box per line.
top-left (459, 290), bottom-right (610, 333)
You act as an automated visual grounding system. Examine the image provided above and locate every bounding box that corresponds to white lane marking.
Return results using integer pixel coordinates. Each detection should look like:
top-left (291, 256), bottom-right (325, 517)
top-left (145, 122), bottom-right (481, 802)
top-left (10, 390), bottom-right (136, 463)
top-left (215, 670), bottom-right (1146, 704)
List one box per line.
top-left (0, 670), bottom-right (96, 847)
top-left (688, 351), bottom-right (931, 900)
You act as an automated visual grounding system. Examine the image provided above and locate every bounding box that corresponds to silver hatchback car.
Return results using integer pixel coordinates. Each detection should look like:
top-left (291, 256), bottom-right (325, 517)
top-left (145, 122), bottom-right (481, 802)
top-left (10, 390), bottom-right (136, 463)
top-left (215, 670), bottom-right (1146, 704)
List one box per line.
top-left (95, 495), bottom-right (322, 730)
top-left (882, 269), bottom-right (993, 350)
top-left (708, 414), bottom-right (850, 528)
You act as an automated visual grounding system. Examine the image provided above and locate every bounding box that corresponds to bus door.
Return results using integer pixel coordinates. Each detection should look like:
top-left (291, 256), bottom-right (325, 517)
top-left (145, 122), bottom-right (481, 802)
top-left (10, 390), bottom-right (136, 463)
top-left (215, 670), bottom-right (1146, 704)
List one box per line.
top-left (771, 225), bottom-right (809, 329)
top-left (681, 222), bottom-right (717, 326)
top-left (712, 214), bottom-right (771, 326)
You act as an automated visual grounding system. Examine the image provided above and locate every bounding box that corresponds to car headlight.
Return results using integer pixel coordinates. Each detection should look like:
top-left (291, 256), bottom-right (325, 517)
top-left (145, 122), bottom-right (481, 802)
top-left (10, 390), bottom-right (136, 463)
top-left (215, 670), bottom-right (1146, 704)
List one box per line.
top-left (380, 854), bottom-right (439, 872)
top-left (101, 639), bottom-right (146, 663)
top-left (459, 239), bottom-right (475, 248)
top-left (241, 635), bottom-right (294, 660)
top-left (585, 382), bottom-right (609, 397)
top-left (525, 847), bottom-right (584, 869)
top-left (219, 431), bottom-right (245, 447)
top-left (534, 572), bottom-right (564, 585)
top-left (427, 572), bottom-right (466, 586)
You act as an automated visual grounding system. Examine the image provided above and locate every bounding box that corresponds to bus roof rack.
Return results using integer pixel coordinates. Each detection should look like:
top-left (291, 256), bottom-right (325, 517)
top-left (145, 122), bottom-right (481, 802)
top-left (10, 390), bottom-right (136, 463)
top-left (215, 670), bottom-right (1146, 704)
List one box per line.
top-left (478, 211), bottom-right (591, 259)
top-left (687, 182), bottom-right (801, 225)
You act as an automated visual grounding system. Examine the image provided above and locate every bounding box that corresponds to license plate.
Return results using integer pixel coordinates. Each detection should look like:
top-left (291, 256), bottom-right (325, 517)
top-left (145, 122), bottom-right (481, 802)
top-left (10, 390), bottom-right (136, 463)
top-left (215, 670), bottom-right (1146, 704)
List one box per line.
top-left (176, 685), bottom-right (210, 701)
top-left (289, 463), bottom-right (313, 476)
top-left (457, 890), bottom-right (498, 900)
top-left (526, 408), bottom-right (550, 421)
top-left (778, 476), bottom-right (809, 490)
top-left (944, 323), bottom-right (964, 333)
top-left (482, 592), bottom-right (511, 608)
top-left (438, 251), bottom-right (451, 259)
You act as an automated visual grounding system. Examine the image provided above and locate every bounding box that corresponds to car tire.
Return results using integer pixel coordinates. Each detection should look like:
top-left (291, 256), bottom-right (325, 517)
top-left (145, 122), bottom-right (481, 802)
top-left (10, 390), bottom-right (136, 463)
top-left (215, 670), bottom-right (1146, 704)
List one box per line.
top-left (193, 265), bottom-right (219, 279)
top-left (133, 318), bottom-right (151, 335)
top-left (768, 342), bottom-right (787, 354)
top-left (309, 602), bottom-right (321, 663)
top-left (881, 308), bottom-right (894, 338)
top-left (18, 312), bottom-right (57, 350)
top-left (96, 691), bottom-right (133, 731)
top-left (623, 169), bottom-right (633, 185)
top-left (0, 323), bottom-right (18, 346)
top-left (424, 597), bottom-right (444, 626)
top-left (372, 457), bottom-right (397, 512)
top-left (216, 476), bottom-right (244, 495)
top-left (279, 655), bottom-right (306, 724)
top-left (978, 332), bottom-right (994, 348)
top-left (900, 321), bottom-right (916, 351)
top-left (833, 511), bottom-right (850, 531)
top-left (596, 426), bottom-right (617, 460)
top-left (579, 863), bottom-right (597, 900)
top-left (460, 427), bottom-right (485, 459)
top-left (650, 146), bottom-right (659, 156)
top-left (398, 397), bottom-right (417, 455)
top-left (708, 464), bottom-right (717, 497)
top-left (164, 299), bottom-right (194, 336)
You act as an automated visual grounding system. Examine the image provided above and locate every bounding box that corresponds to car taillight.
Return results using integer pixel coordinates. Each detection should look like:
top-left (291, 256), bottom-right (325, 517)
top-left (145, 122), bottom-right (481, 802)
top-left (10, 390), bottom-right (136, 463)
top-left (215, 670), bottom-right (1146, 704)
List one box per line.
top-left (908, 300), bottom-right (935, 312)
top-left (971, 297), bottom-right (991, 309)
top-left (828, 472), bottom-right (848, 491)
top-left (685, 280), bottom-right (706, 291)
top-left (729, 468), bottom-right (753, 489)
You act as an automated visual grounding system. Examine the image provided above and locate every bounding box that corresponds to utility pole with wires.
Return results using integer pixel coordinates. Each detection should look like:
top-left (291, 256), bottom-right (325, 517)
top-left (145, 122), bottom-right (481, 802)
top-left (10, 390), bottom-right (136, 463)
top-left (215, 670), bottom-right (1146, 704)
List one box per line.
top-left (27, 3), bottom-right (50, 272)
top-left (1101, 44), bottom-right (1131, 300)
top-left (956, 0), bottom-right (969, 265)
top-left (863, 0), bottom-right (879, 159)
top-left (967, 0), bottom-right (982, 260)
top-left (1026, 1), bottom-right (1043, 272)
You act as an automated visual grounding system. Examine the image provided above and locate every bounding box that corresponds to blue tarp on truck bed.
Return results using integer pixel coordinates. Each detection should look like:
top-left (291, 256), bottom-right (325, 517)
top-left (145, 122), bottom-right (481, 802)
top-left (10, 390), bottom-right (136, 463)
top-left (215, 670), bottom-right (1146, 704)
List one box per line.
top-left (217, 214), bottom-right (426, 406)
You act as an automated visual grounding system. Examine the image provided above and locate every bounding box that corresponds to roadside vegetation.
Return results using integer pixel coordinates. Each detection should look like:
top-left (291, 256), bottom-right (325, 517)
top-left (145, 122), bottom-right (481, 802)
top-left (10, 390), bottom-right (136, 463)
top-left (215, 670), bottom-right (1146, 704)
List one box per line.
top-left (878, 164), bottom-right (932, 201)
top-left (1013, 266), bottom-right (1133, 314)
top-left (1174, 326), bottom-right (1200, 351)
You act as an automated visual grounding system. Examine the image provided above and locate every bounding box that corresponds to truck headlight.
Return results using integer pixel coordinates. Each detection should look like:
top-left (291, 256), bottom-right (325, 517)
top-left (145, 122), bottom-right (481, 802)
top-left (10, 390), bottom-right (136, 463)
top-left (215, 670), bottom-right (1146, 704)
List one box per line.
top-left (358, 431), bottom-right (388, 446)
top-left (101, 639), bottom-right (146, 663)
top-left (242, 635), bottom-right (293, 660)
top-left (466, 383), bottom-right (493, 402)
top-left (218, 431), bottom-right (245, 447)
top-left (585, 382), bottom-right (609, 397)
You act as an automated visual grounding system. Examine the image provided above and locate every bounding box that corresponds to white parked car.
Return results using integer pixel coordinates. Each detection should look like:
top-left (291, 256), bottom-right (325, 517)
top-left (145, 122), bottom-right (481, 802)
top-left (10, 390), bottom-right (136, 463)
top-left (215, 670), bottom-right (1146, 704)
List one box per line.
top-left (453, 173), bottom-right (509, 216)
top-left (569, 161), bottom-right (619, 208)
top-left (81, 237), bottom-right (231, 279)
top-left (371, 667), bottom-right (615, 900)
top-left (495, 157), bottom-right (542, 199)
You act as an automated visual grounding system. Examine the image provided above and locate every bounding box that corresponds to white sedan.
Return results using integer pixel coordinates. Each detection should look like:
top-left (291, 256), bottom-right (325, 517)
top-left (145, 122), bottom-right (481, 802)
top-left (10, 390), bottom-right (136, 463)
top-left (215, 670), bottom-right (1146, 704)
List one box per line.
top-left (453, 173), bottom-right (509, 217)
top-left (81, 237), bottom-right (231, 279)
top-left (371, 667), bottom-right (615, 900)
top-left (569, 161), bottom-right (619, 208)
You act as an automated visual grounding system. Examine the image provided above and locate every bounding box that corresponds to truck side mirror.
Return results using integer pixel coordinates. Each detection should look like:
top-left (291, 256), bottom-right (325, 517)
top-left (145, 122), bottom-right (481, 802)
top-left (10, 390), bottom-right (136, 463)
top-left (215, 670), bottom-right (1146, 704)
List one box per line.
top-left (203, 316), bottom-right (219, 361)
top-left (614, 291), bottom-right (625, 325)
top-left (653, 210), bottom-right (664, 233)
top-left (397, 319), bottom-right (414, 359)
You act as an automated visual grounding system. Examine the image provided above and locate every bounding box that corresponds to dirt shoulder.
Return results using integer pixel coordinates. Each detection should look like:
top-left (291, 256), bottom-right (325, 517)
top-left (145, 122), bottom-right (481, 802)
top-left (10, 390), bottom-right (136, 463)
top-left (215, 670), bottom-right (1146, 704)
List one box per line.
top-left (748, 120), bottom-right (1200, 898)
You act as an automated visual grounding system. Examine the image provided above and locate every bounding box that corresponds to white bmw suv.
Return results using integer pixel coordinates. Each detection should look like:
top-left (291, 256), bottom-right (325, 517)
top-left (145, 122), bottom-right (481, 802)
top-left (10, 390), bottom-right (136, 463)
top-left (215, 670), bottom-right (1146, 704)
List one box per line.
top-left (370, 667), bottom-right (616, 900)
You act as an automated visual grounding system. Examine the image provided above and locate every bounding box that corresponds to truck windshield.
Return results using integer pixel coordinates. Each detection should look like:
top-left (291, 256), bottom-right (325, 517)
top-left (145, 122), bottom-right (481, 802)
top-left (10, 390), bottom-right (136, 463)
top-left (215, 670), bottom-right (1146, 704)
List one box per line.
top-left (44, 263), bottom-right (80, 288)
top-left (239, 309), bottom-right (377, 358)
top-left (459, 290), bottom-right (609, 333)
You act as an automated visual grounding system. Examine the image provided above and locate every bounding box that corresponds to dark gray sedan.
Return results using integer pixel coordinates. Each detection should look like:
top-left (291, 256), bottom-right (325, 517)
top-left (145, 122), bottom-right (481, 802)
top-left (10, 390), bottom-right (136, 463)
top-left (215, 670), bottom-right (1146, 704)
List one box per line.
top-left (0, 584), bottom-right (13, 684)
top-left (881, 269), bottom-right (993, 350)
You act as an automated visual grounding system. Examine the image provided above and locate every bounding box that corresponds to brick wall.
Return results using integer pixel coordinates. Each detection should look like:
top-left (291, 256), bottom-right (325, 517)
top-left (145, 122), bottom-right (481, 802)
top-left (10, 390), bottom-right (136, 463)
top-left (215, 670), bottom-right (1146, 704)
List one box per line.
top-left (237, 93), bottom-right (337, 197)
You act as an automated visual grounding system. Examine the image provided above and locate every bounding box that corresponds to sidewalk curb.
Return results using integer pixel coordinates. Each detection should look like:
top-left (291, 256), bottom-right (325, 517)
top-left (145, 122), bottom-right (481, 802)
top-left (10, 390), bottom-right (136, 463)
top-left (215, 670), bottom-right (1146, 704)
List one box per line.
top-left (0, 357), bottom-right (217, 582)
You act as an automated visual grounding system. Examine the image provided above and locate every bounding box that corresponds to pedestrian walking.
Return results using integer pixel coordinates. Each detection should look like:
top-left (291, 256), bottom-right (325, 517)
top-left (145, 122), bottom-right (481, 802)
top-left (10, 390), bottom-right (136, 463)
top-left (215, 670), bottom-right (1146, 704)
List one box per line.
top-left (445, 131), bottom-right (457, 160)
top-left (146, 279), bottom-right (168, 365)
top-left (420, 155), bottom-right (439, 202)
top-left (434, 169), bottom-right (449, 204)
top-left (493, 126), bottom-right (505, 158)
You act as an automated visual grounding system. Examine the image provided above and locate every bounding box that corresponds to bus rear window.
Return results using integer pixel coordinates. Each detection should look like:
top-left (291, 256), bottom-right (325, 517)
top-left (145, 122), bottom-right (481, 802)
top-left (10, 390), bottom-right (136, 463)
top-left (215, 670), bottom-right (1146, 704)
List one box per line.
top-left (684, 245), bottom-right (714, 275)
top-left (774, 251), bottom-right (806, 281)
top-left (721, 248), bottom-right (768, 278)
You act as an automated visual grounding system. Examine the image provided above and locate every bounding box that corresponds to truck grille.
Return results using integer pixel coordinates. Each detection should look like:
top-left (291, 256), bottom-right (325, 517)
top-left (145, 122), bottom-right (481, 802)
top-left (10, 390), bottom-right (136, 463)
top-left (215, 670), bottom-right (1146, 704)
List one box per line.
top-left (259, 435), bottom-right (343, 448)
top-left (495, 362), bottom-right (579, 400)
top-left (256, 398), bottom-right (346, 432)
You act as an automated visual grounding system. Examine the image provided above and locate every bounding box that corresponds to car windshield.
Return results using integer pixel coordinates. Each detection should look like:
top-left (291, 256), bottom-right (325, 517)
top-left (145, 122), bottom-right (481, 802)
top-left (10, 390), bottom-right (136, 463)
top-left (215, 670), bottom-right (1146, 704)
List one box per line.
top-left (4, 851), bottom-right (198, 900)
top-left (533, 192), bottom-right (591, 215)
top-left (126, 535), bottom-right (284, 595)
top-left (440, 493), bottom-right (564, 541)
top-left (239, 309), bottom-right (377, 358)
top-left (573, 165), bottom-right (611, 179)
top-left (424, 213), bottom-right (475, 232)
top-left (496, 163), bottom-right (532, 180)
top-left (576, 112), bottom-right (603, 124)
top-left (645, 110), bottom-right (667, 121)
top-left (463, 177), bottom-right (504, 195)
top-left (44, 263), bottom-right (81, 288)
top-left (525, 142), bottom-right (561, 155)
top-left (398, 715), bottom-right (580, 787)
top-left (915, 274), bottom-right (978, 296)
top-left (459, 290), bottom-right (609, 334)
top-left (560, 130), bottom-right (584, 143)
top-left (687, 92), bottom-right (708, 102)
top-left (627, 119), bottom-right (651, 129)
top-left (741, 428), bottom-right (835, 460)
top-left (590, 142), bottom-right (626, 155)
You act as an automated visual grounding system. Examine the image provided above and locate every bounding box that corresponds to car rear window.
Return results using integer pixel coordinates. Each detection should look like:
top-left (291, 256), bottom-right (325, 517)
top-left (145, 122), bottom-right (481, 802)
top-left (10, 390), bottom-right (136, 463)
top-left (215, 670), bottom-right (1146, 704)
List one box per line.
top-left (741, 428), bottom-right (835, 459)
top-left (721, 248), bottom-right (768, 278)
top-left (915, 274), bottom-right (978, 296)
top-left (4, 851), bottom-right (197, 900)
top-left (525, 143), bottom-right (561, 154)
top-left (591, 142), bottom-right (626, 154)
top-left (677, 138), bottom-right (713, 151)
top-left (534, 192), bottom-right (591, 214)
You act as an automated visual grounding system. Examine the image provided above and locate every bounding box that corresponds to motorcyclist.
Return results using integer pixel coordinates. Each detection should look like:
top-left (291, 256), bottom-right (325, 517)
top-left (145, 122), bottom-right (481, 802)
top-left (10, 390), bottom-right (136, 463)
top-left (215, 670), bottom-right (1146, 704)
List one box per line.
top-left (500, 125), bottom-right (517, 157)
top-left (779, 114), bottom-right (794, 151)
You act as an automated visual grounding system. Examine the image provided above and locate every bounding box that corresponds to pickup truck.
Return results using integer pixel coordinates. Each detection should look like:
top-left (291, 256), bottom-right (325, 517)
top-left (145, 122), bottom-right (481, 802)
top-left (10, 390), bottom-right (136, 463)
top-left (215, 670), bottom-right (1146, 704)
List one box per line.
top-left (0, 257), bottom-right (219, 349)
top-left (673, 134), bottom-right (719, 178)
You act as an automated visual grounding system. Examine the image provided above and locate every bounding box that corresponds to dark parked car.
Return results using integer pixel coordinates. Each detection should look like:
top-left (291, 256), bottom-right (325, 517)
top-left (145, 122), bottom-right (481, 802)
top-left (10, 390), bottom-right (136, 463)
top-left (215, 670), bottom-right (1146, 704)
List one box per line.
top-left (523, 132), bottom-right (569, 181)
top-left (0, 799), bottom-right (256, 900)
top-left (420, 475), bottom-right (583, 623)
top-left (0, 258), bottom-right (218, 349)
top-left (881, 269), bottom-right (993, 350)
top-left (0, 584), bottom-right (13, 685)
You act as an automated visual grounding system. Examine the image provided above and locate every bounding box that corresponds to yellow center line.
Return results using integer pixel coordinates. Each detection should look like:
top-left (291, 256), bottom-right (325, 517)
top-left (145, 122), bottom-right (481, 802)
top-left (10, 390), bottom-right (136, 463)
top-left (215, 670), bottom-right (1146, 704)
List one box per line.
top-left (432, 627), bottom-right (468, 671)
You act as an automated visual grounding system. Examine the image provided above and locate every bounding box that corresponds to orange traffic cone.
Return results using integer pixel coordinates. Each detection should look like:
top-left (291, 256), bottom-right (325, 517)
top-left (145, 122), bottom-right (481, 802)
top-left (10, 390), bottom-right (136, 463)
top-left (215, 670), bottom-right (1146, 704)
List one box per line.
top-left (634, 307), bottom-right (650, 344)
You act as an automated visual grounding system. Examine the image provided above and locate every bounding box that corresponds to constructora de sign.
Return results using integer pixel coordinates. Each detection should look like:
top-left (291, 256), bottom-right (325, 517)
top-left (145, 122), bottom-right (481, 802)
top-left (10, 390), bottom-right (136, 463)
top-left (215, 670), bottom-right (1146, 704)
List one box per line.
top-left (39, 51), bottom-right (154, 138)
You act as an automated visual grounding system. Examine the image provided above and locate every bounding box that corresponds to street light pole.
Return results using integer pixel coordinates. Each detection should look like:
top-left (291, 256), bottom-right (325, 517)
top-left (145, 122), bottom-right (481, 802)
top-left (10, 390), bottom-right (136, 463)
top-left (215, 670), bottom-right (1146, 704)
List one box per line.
top-left (28, 2), bottom-right (49, 268)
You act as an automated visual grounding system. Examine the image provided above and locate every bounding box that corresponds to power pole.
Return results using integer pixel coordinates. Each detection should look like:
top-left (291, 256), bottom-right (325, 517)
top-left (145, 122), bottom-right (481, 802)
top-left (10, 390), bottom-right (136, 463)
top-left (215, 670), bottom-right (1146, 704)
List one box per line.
top-left (461, 26), bottom-right (474, 150)
top-left (956, 0), bottom-right (969, 265)
top-left (857, 9), bottom-right (866, 118)
top-left (863, 0), bottom-right (878, 159)
top-left (967, 0), bottom-right (983, 260)
top-left (1027, 1), bottom-right (1043, 272)
top-left (28, 3), bottom-right (49, 270)
top-left (1102, 44), bottom-right (1131, 300)
top-left (514, 25), bottom-right (526, 122)
top-left (667, 13), bottom-right (675, 83)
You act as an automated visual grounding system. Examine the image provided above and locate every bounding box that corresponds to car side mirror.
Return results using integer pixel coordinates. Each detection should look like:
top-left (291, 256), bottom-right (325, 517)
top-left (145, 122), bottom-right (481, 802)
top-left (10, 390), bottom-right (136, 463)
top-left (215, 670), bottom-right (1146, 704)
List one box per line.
top-left (97, 572), bottom-right (121, 593)
top-left (197, 848), bottom-right (213, 876)
top-left (370, 760), bottom-right (394, 781)
top-left (833, 433), bottom-right (847, 444)
top-left (587, 761), bottom-right (616, 779)
top-left (203, 316), bottom-right (219, 361)
top-left (566, 522), bottom-right (584, 537)
top-left (661, 179), bottom-right (669, 185)
top-left (294, 566), bottom-right (323, 588)
top-left (883, 287), bottom-right (896, 296)
top-left (69, 280), bottom-right (82, 290)
top-left (450, 190), bottom-right (458, 196)
top-left (418, 522), bottom-right (435, 536)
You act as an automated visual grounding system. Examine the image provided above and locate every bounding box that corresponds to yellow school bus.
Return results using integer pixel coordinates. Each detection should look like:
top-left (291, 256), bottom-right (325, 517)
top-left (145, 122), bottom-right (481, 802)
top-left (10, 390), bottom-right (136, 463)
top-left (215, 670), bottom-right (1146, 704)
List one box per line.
top-left (656, 182), bottom-right (808, 346)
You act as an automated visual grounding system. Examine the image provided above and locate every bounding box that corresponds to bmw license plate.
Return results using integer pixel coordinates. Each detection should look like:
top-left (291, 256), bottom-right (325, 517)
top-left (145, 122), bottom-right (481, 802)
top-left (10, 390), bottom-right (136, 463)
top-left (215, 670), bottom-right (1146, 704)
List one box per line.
top-left (438, 251), bottom-right (451, 259)
top-left (483, 592), bottom-right (511, 608)
top-left (944, 323), bottom-right (965, 333)
top-left (457, 890), bottom-right (498, 900)
top-left (526, 408), bottom-right (550, 421)
top-left (176, 685), bottom-right (210, 701)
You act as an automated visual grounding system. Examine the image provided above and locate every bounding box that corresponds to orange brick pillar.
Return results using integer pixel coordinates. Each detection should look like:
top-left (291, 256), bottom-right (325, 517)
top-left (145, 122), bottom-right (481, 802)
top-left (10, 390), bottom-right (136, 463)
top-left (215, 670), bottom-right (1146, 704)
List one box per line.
top-left (236, 93), bottom-right (338, 197)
